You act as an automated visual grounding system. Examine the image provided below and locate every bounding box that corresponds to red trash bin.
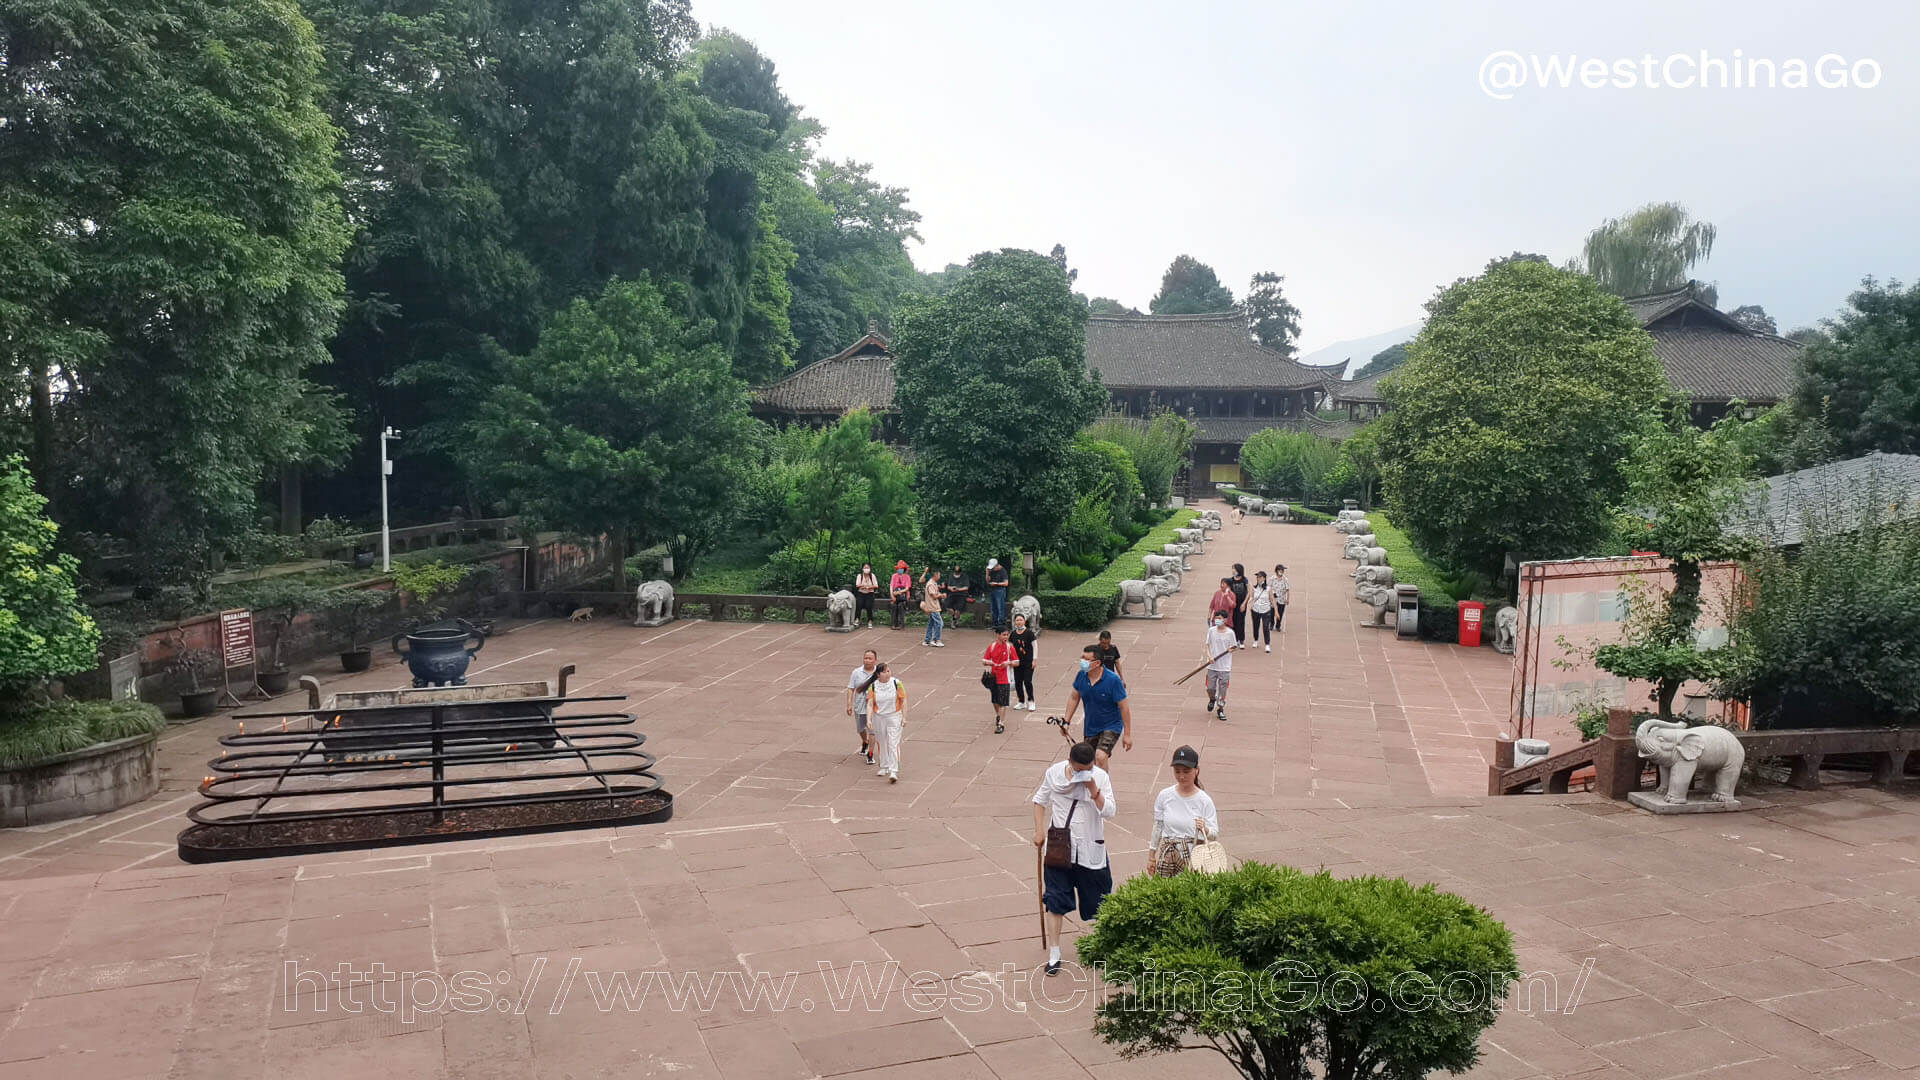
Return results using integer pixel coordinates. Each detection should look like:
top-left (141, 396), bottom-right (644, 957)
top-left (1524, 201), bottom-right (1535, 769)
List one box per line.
top-left (1457, 601), bottom-right (1486, 647)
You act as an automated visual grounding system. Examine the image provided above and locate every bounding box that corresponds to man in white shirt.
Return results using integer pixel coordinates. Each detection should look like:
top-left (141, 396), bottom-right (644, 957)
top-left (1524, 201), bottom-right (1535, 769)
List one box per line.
top-left (846, 649), bottom-right (878, 764)
top-left (1031, 742), bottom-right (1117, 976)
top-left (1203, 612), bottom-right (1237, 721)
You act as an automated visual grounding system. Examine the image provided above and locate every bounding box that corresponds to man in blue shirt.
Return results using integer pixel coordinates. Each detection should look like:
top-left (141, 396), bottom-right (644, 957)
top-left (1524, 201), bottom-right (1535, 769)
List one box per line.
top-left (1062, 643), bottom-right (1133, 771)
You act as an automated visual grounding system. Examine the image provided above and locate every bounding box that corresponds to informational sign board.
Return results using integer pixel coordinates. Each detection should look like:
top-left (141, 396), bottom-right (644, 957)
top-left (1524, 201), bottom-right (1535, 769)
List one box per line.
top-left (219, 609), bottom-right (256, 670)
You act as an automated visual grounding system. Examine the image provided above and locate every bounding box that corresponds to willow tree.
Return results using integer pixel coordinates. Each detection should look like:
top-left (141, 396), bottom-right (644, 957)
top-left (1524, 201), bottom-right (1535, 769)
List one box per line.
top-left (1572, 202), bottom-right (1717, 297)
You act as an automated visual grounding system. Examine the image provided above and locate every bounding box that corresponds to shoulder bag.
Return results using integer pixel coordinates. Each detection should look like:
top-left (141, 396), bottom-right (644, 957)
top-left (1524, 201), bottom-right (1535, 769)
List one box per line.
top-left (1043, 797), bottom-right (1078, 869)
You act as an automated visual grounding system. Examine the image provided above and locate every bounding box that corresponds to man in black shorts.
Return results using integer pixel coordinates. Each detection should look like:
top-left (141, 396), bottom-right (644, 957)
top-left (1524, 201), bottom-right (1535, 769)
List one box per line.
top-left (982, 624), bottom-right (1017, 735)
top-left (1062, 644), bottom-right (1131, 770)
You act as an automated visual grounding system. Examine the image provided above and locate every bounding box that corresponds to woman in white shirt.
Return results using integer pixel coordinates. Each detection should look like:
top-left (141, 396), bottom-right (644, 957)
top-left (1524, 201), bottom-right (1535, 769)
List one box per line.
top-left (1248, 570), bottom-right (1275, 652)
top-left (863, 662), bottom-right (908, 782)
top-left (1150, 745), bottom-right (1219, 877)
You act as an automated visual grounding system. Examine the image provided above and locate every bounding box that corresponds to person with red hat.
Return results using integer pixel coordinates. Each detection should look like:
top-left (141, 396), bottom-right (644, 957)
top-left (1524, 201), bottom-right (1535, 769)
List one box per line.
top-left (887, 560), bottom-right (914, 630)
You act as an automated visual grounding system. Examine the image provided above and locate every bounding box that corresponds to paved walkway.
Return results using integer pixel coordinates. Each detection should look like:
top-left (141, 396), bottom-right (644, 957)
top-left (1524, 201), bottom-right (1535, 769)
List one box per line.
top-left (2, 504), bottom-right (1917, 1079)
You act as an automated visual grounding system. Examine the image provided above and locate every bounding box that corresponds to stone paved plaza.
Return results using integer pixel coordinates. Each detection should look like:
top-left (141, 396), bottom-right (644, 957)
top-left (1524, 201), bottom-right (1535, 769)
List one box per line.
top-left (2, 507), bottom-right (1918, 1079)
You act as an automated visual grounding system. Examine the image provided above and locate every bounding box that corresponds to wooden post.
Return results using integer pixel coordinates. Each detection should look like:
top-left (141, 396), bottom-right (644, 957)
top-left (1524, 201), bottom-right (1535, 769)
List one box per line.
top-left (1594, 708), bottom-right (1642, 800)
top-left (1487, 734), bottom-right (1515, 796)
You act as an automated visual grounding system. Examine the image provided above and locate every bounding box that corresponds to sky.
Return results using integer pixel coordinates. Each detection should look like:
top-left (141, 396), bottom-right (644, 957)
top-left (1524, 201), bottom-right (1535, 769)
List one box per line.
top-left (690, 0), bottom-right (1920, 353)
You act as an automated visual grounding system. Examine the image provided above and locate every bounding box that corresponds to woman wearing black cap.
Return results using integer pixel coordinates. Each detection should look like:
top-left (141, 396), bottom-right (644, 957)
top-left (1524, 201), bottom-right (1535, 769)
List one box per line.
top-left (1149, 745), bottom-right (1219, 877)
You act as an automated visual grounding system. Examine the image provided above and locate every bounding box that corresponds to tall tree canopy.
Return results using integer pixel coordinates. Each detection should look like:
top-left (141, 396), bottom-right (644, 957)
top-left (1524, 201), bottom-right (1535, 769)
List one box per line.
top-left (891, 250), bottom-right (1106, 565)
top-left (1149, 255), bottom-right (1235, 315)
top-left (1244, 271), bottom-right (1303, 358)
top-left (1792, 277), bottom-right (1920, 457)
top-left (0, 0), bottom-right (351, 585)
top-left (1728, 304), bottom-right (1778, 335)
top-left (1572, 202), bottom-right (1717, 297)
top-left (1377, 260), bottom-right (1667, 575)
top-left (460, 277), bottom-right (755, 591)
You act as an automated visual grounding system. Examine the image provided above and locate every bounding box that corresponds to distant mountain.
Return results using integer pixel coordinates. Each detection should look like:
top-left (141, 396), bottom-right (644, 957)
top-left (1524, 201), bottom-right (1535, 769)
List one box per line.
top-left (1298, 322), bottom-right (1422, 380)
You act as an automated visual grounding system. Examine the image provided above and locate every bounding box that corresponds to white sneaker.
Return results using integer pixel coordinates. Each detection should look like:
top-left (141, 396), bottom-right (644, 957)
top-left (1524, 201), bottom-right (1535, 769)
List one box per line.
top-left (1265, 644), bottom-right (1271, 653)
top-left (877, 767), bottom-right (889, 776)
top-left (1027, 701), bottom-right (1037, 711)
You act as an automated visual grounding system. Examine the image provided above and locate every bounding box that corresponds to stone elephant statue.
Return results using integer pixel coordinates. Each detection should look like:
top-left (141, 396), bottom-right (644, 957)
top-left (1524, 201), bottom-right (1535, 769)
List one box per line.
top-left (1353, 565), bottom-right (1395, 593)
top-left (1267, 502), bottom-right (1291, 522)
top-left (1198, 510), bottom-right (1224, 531)
top-left (1337, 509), bottom-right (1366, 521)
top-left (1354, 582), bottom-right (1395, 626)
top-left (1635, 718), bottom-right (1745, 804)
top-left (825, 589), bottom-right (857, 631)
top-left (1239, 496), bottom-right (1266, 513)
top-left (1141, 554), bottom-right (1183, 590)
top-left (633, 579), bottom-right (675, 626)
top-left (1117, 575), bottom-right (1176, 618)
top-left (1493, 606), bottom-right (1518, 654)
top-left (1348, 547), bottom-right (1387, 575)
top-left (1173, 527), bottom-right (1206, 550)
top-left (1343, 533), bottom-right (1377, 560)
top-left (1162, 543), bottom-right (1194, 571)
top-left (1333, 518), bottom-right (1372, 535)
top-left (1012, 593), bottom-right (1042, 634)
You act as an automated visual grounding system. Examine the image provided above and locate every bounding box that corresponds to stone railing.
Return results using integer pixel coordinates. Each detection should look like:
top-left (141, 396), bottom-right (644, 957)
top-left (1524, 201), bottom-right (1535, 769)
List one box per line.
top-left (307, 517), bottom-right (520, 561)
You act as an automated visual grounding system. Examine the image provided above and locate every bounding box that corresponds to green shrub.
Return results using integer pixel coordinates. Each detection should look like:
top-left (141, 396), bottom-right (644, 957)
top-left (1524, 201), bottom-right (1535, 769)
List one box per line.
top-left (0, 698), bottom-right (168, 768)
top-left (765, 532), bottom-right (865, 593)
top-left (1077, 862), bottom-right (1519, 1080)
top-left (1035, 591), bottom-right (1115, 631)
top-left (1373, 512), bottom-right (1471, 643)
top-left (1040, 560), bottom-right (1092, 591)
top-left (1, 457), bottom-right (101, 697)
top-left (1044, 509), bottom-right (1199, 630)
top-left (1288, 504), bottom-right (1335, 524)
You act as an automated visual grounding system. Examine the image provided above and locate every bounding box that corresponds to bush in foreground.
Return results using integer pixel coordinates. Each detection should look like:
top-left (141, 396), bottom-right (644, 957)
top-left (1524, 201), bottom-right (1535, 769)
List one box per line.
top-left (1077, 862), bottom-right (1519, 1080)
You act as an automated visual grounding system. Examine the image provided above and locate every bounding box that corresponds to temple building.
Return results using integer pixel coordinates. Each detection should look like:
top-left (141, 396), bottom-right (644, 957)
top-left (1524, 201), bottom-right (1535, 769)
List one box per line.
top-left (752, 310), bottom-right (1352, 496)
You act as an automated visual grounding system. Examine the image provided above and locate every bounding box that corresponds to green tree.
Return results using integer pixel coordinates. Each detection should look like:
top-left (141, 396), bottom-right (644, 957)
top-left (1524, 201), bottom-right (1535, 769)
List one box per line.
top-left (1149, 255), bottom-right (1235, 315)
top-left (892, 250), bottom-right (1106, 566)
top-left (1077, 863), bottom-right (1519, 1080)
top-left (1087, 297), bottom-right (1138, 315)
top-left (462, 277), bottom-right (755, 592)
top-left (1352, 341), bottom-right (1410, 380)
top-left (774, 156), bottom-right (923, 367)
top-left (1593, 408), bottom-right (1753, 718)
top-left (0, 457), bottom-right (100, 702)
top-left (1324, 422), bottom-right (1384, 506)
top-left (1069, 435), bottom-right (1145, 531)
top-left (1239, 430), bottom-right (1339, 498)
top-left (1086, 411), bottom-right (1196, 508)
top-left (1243, 271), bottom-right (1303, 358)
top-left (1791, 277), bottom-right (1920, 457)
top-left (1377, 261), bottom-right (1667, 575)
top-left (1728, 304), bottom-right (1777, 335)
top-left (0, 0), bottom-right (351, 585)
top-left (1571, 202), bottom-right (1717, 297)
top-left (788, 408), bottom-right (914, 585)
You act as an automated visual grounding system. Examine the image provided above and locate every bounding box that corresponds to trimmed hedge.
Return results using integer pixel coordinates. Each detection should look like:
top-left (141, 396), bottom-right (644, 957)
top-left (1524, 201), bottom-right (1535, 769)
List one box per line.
top-left (1040, 509), bottom-right (1199, 631)
top-left (1288, 505), bottom-right (1335, 524)
top-left (1369, 512), bottom-right (1460, 643)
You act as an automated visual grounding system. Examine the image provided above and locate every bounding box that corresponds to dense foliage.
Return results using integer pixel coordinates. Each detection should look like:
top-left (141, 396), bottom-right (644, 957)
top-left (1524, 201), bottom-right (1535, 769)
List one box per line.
top-left (1077, 862), bottom-right (1519, 1080)
top-left (0, 457), bottom-right (100, 698)
top-left (1244, 271), bottom-right (1302, 358)
top-left (1149, 255), bottom-right (1235, 315)
top-left (1085, 412), bottom-right (1196, 508)
top-left (0, 699), bottom-right (167, 769)
top-left (767, 409), bottom-right (914, 590)
top-left (1791, 277), bottom-right (1920, 458)
top-left (1039, 509), bottom-right (1195, 630)
top-left (891, 250), bottom-right (1106, 568)
top-left (461, 278), bottom-right (754, 590)
top-left (1571, 202), bottom-right (1716, 297)
top-left (1377, 260), bottom-right (1667, 576)
top-left (1352, 341), bottom-right (1409, 380)
top-left (1, 0), bottom-right (352, 587)
top-left (1238, 430), bottom-right (1340, 499)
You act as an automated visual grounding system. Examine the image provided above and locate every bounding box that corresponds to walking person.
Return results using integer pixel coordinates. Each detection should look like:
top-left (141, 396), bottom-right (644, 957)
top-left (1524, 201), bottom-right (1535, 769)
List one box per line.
top-left (1031, 742), bottom-right (1116, 975)
top-left (921, 569), bottom-right (946, 647)
top-left (1228, 564), bottom-right (1250, 648)
top-left (863, 661), bottom-right (907, 782)
top-left (847, 649), bottom-right (880, 764)
top-left (1092, 630), bottom-right (1124, 684)
top-left (1209, 578), bottom-right (1237, 631)
top-left (946, 564), bottom-right (972, 627)
top-left (888, 561), bottom-right (913, 629)
top-left (1149, 745), bottom-right (1220, 877)
top-left (1203, 609), bottom-right (1238, 721)
top-left (1061, 644), bottom-right (1132, 771)
top-left (985, 557), bottom-right (1011, 630)
top-left (1010, 613), bottom-right (1038, 711)
top-left (983, 624), bottom-right (1018, 735)
top-left (854, 563), bottom-right (880, 630)
top-left (1272, 564), bottom-right (1291, 633)
top-left (1248, 570), bottom-right (1275, 652)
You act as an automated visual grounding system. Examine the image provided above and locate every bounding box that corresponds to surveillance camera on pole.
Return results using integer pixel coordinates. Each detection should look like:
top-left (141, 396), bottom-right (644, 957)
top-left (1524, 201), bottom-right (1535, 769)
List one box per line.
top-left (380, 427), bottom-right (402, 572)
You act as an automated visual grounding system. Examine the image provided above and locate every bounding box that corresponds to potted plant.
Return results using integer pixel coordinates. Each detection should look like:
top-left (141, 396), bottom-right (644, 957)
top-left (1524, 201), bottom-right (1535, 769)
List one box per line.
top-left (169, 636), bottom-right (220, 718)
top-left (320, 588), bottom-right (388, 672)
top-left (237, 581), bottom-right (321, 695)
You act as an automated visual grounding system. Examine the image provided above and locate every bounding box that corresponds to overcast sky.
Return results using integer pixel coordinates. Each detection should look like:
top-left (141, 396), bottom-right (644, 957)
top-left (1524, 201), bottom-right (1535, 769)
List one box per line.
top-left (693, 0), bottom-right (1918, 352)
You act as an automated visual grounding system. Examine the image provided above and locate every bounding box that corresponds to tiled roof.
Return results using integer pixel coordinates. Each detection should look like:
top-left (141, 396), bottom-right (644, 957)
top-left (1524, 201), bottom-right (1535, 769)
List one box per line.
top-left (1086, 311), bottom-right (1335, 390)
top-left (1727, 452), bottom-right (1920, 548)
top-left (1191, 414), bottom-right (1364, 444)
top-left (1621, 284), bottom-right (1800, 404)
top-left (1333, 371), bottom-right (1391, 404)
top-left (754, 354), bottom-right (896, 414)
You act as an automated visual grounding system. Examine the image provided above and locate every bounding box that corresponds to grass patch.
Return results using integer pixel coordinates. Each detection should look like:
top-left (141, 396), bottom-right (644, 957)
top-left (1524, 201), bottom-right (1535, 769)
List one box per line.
top-left (0, 699), bottom-right (168, 769)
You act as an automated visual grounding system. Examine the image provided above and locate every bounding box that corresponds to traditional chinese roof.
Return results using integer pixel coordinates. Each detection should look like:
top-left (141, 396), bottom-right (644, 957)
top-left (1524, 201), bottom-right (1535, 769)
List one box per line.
top-left (752, 323), bottom-right (895, 415)
top-left (1624, 283), bottom-right (1801, 404)
top-left (1332, 371), bottom-right (1391, 405)
top-left (1085, 311), bottom-right (1337, 390)
top-left (1727, 452), bottom-right (1920, 548)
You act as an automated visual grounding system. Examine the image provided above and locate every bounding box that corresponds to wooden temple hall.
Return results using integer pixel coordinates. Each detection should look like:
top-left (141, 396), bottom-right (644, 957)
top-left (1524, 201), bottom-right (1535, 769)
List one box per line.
top-left (752, 311), bottom-right (1353, 496)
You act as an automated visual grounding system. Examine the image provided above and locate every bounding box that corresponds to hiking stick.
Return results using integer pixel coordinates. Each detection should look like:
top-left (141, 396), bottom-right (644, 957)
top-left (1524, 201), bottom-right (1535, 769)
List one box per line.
top-left (1173, 648), bottom-right (1236, 686)
top-left (1037, 842), bottom-right (1047, 953)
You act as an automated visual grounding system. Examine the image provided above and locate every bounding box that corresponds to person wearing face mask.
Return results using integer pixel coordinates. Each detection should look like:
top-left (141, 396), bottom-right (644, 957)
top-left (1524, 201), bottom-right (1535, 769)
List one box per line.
top-left (888, 561), bottom-right (914, 629)
top-left (1061, 644), bottom-right (1132, 771)
top-left (1032, 741), bottom-right (1116, 976)
top-left (1203, 609), bottom-right (1238, 721)
top-left (854, 563), bottom-right (880, 630)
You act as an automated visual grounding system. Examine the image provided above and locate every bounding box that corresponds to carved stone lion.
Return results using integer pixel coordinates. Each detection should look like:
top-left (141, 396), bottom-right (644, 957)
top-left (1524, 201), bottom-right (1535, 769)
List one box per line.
top-left (633, 579), bottom-right (675, 627)
top-left (825, 589), bottom-right (857, 632)
top-left (1117, 575), bottom-right (1176, 618)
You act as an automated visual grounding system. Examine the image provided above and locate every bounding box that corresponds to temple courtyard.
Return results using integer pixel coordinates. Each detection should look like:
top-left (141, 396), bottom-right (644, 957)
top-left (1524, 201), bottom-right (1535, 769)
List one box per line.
top-left (2, 513), bottom-right (1917, 1079)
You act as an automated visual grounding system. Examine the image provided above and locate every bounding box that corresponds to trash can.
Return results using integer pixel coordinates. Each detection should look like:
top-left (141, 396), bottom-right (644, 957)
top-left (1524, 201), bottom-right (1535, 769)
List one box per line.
top-left (1458, 601), bottom-right (1486, 647)
top-left (1394, 584), bottom-right (1420, 640)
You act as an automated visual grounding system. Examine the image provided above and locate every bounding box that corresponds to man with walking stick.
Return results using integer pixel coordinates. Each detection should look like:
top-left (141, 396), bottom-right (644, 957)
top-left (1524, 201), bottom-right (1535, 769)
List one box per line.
top-left (1032, 741), bottom-right (1115, 976)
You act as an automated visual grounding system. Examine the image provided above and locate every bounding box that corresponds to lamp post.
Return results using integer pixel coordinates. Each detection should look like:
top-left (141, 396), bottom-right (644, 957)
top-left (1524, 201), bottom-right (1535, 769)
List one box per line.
top-left (379, 427), bottom-right (401, 572)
